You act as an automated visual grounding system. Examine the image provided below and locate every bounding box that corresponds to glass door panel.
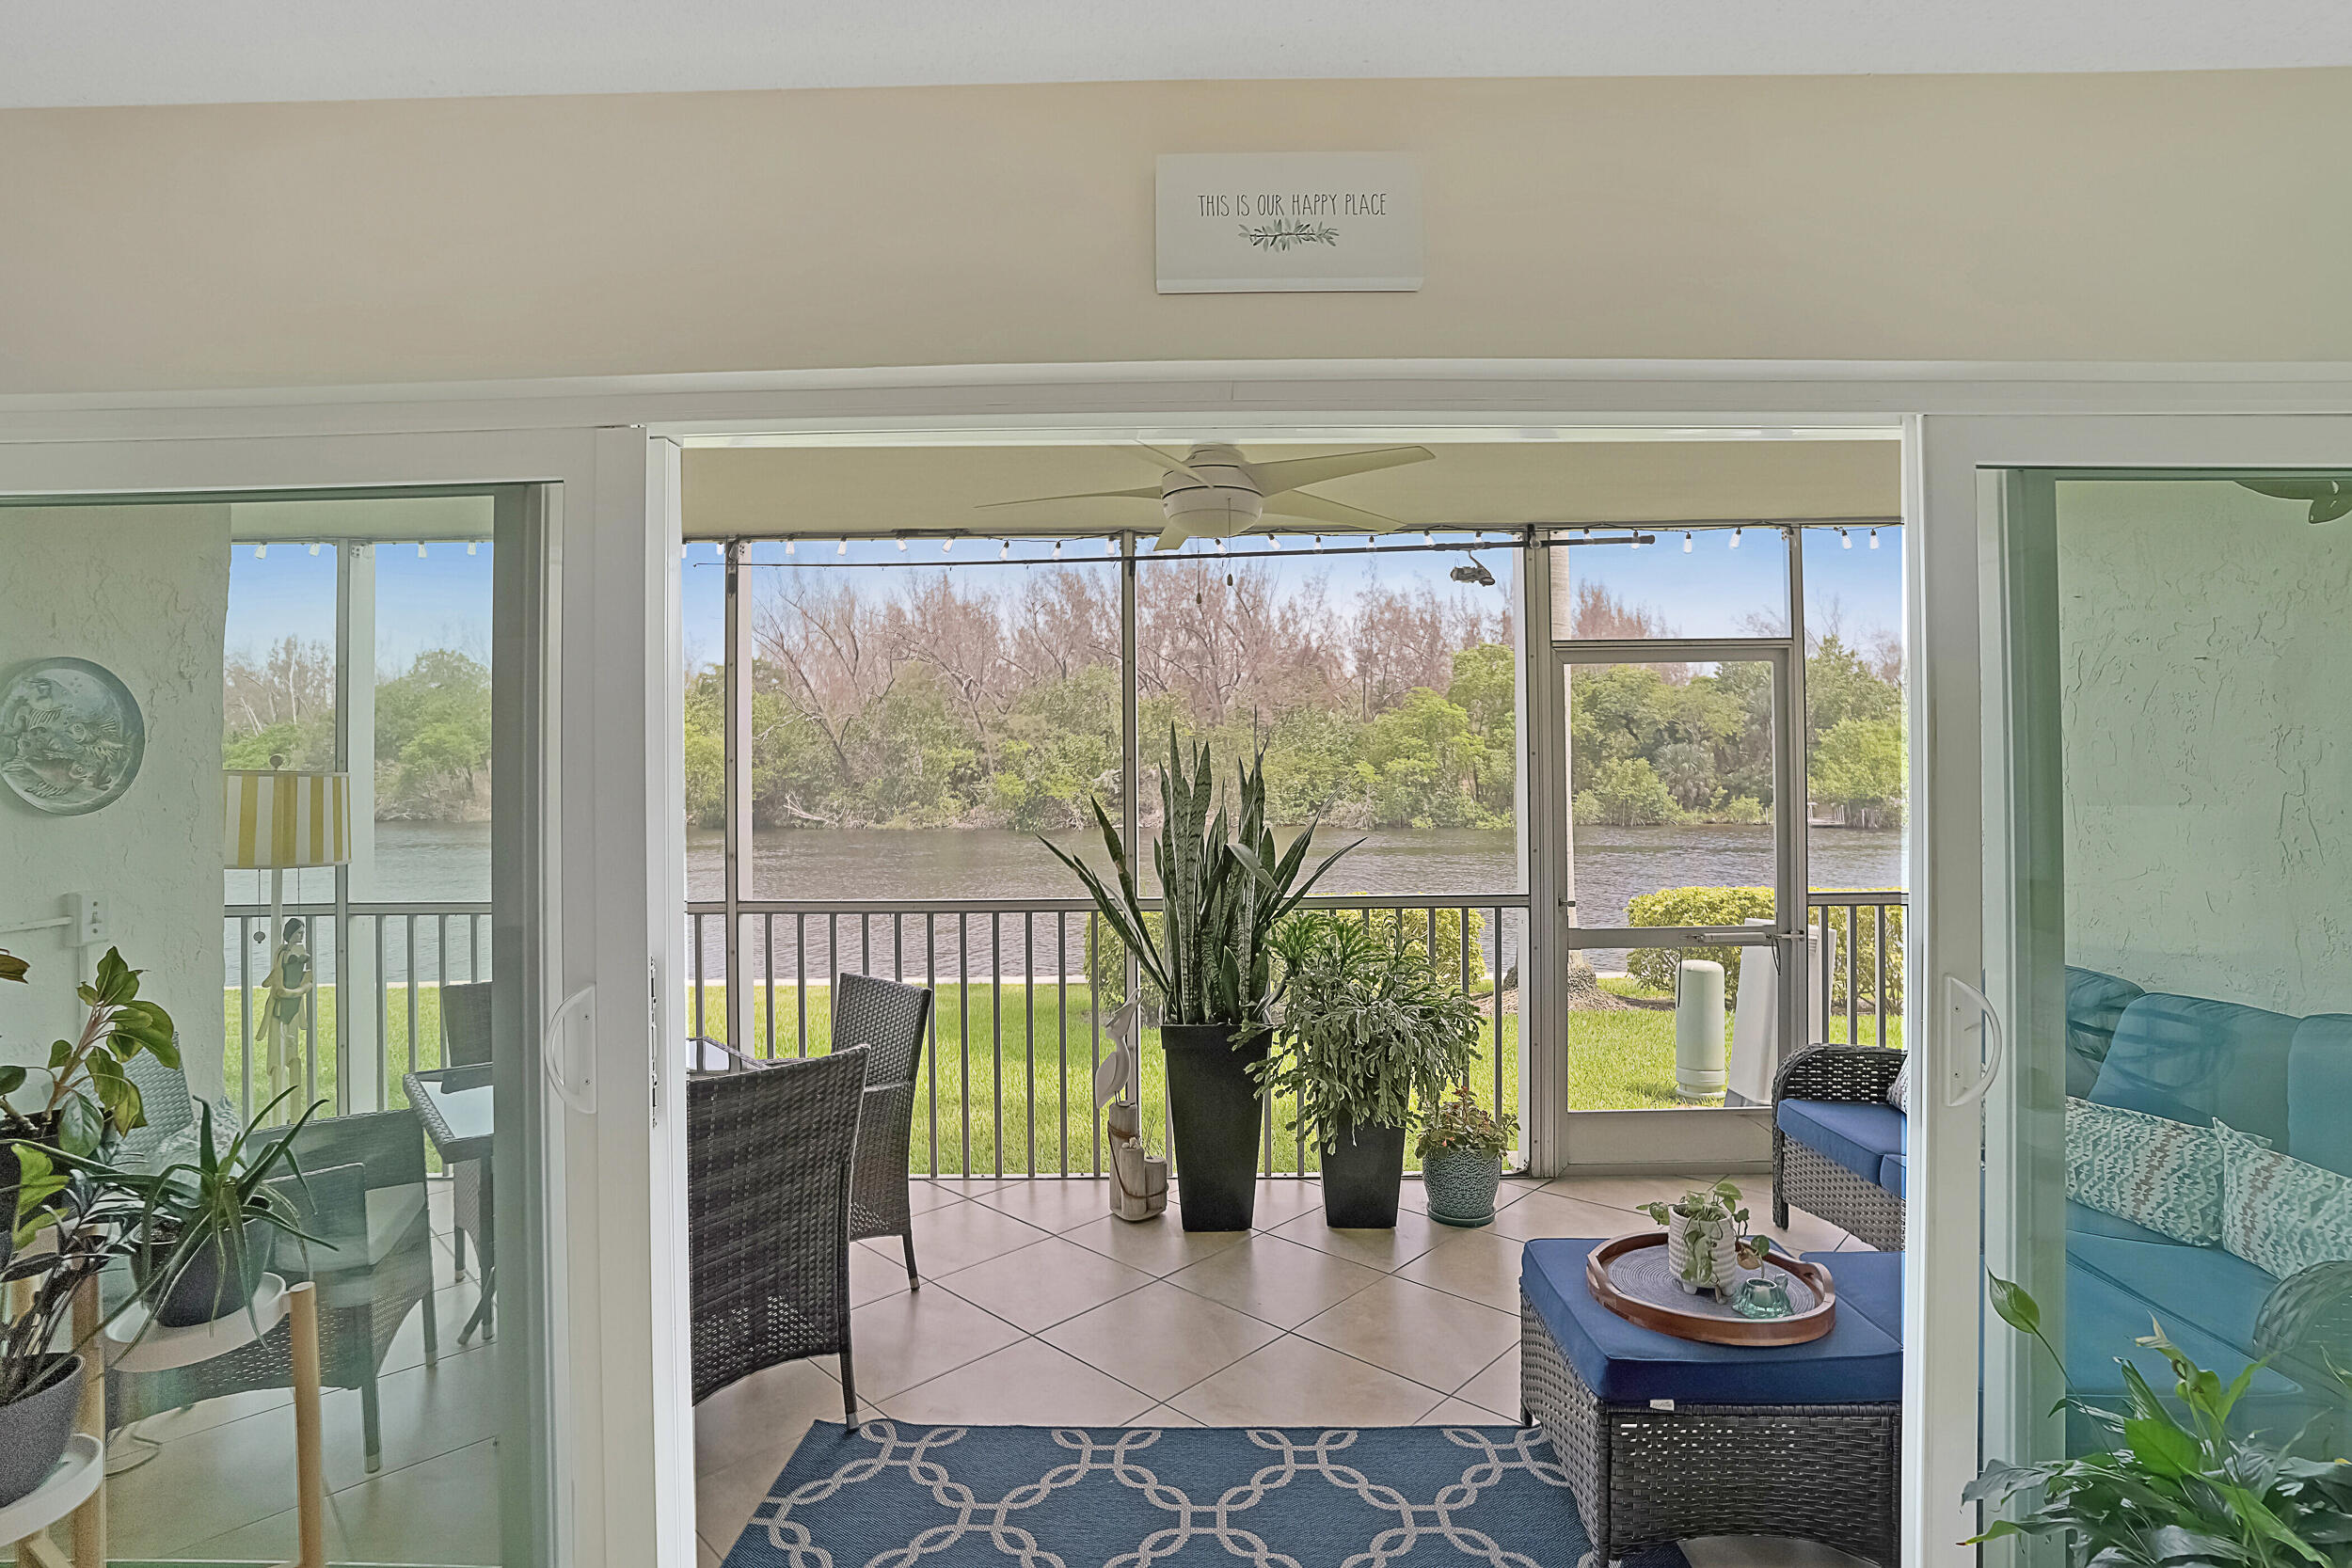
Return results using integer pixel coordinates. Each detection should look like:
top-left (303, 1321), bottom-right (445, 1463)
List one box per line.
top-left (1979, 469), bottom-right (2352, 1546)
top-left (1558, 651), bottom-right (1801, 1111)
top-left (0, 487), bottom-right (548, 1565)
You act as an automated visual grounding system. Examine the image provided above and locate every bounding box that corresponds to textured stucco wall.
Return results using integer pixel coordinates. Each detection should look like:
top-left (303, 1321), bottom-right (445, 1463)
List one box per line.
top-left (2058, 480), bottom-right (2352, 1014)
top-left (0, 505), bottom-right (231, 1101)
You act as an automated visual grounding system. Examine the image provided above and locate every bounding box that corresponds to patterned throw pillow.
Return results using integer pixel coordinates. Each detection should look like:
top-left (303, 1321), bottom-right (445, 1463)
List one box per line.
top-left (1885, 1056), bottom-right (1912, 1116)
top-left (2214, 1119), bottom-right (2352, 1279)
top-left (2065, 1098), bottom-right (2227, 1246)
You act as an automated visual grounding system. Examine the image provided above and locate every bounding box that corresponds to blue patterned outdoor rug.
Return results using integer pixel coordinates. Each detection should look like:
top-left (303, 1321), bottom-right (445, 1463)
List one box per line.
top-left (720, 1420), bottom-right (1689, 1568)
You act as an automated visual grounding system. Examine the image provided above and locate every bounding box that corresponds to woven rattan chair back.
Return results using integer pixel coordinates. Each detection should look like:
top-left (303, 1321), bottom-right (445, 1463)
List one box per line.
top-left (439, 981), bottom-right (495, 1069)
top-left (687, 1045), bottom-right (869, 1414)
top-left (832, 974), bottom-right (933, 1280)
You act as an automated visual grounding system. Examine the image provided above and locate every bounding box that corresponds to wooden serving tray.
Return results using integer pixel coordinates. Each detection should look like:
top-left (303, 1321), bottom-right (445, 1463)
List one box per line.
top-left (1585, 1230), bottom-right (1837, 1346)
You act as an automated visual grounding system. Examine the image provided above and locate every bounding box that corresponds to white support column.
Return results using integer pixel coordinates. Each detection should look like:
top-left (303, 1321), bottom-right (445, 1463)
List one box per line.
top-left (1518, 537), bottom-right (1566, 1177)
top-left (340, 542), bottom-right (382, 1112)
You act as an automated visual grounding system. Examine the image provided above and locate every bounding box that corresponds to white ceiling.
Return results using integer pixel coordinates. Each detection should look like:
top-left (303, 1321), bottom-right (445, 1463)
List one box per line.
top-left (8, 0), bottom-right (2351, 109)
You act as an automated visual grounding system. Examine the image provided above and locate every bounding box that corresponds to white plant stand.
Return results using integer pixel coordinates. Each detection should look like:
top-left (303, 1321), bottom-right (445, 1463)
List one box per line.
top-left (1, 1435), bottom-right (102, 1568)
top-left (99, 1274), bottom-right (327, 1568)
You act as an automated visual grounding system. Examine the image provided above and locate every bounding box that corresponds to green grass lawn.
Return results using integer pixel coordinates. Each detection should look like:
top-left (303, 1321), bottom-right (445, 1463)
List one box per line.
top-left (225, 976), bottom-right (1900, 1172)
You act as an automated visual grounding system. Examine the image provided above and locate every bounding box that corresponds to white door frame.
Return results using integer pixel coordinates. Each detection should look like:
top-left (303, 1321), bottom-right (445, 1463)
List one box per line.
top-left (0, 426), bottom-right (691, 1568)
top-left (1909, 412), bottom-right (2352, 1568)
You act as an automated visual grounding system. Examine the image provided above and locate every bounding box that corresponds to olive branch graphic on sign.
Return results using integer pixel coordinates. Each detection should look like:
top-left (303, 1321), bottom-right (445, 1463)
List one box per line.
top-left (1239, 219), bottom-right (1340, 251)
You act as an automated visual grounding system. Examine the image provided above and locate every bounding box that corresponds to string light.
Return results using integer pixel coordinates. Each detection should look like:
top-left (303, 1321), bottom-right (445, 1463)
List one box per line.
top-left (836, 539), bottom-right (848, 556)
top-left (254, 544), bottom-right (266, 558)
top-left (1104, 537), bottom-right (1117, 555)
top-left (1215, 538), bottom-right (1227, 554)
top-left (1868, 528), bottom-right (1881, 549)
top-left (1730, 528), bottom-right (1743, 548)
top-left (308, 542), bottom-right (322, 556)
top-left (421, 544), bottom-right (430, 559)
top-left (896, 537), bottom-right (908, 552)
top-left (1266, 535), bottom-right (1281, 549)
top-left (1582, 528), bottom-right (1594, 540)
top-left (1839, 528), bottom-right (1852, 549)
top-left (1423, 532), bottom-right (1436, 546)
top-left (1629, 535), bottom-right (1641, 550)
top-left (1313, 536), bottom-right (1324, 550)
top-left (786, 538), bottom-right (796, 555)
top-left (999, 539), bottom-right (1010, 560)
top-left (1683, 531), bottom-right (1694, 553)
top-left (466, 542), bottom-right (477, 555)
top-left (1053, 540), bottom-right (1063, 559)
top-left (941, 538), bottom-right (953, 553)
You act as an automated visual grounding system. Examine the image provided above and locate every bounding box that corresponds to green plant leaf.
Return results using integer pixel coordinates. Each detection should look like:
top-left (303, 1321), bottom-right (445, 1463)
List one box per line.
top-left (2124, 1418), bottom-right (2203, 1478)
top-left (1988, 1275), bottom-right (2042, 1338)
top-left (0, 1065), bottom-right (24, 1096)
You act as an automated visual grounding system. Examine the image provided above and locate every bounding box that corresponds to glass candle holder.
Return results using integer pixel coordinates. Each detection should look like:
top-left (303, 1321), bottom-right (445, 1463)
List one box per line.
top-left (1731, 1274), bottom-right (1794, 1320)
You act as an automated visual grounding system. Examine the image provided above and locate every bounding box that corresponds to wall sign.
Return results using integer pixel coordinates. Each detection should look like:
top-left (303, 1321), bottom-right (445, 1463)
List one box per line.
top-left (1155, 153), bottom-right (1422, 294)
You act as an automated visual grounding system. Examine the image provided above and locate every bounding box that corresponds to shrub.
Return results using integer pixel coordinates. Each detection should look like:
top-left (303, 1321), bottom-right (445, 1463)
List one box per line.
top-left (1625, 886), bottom-right (1905, 1014)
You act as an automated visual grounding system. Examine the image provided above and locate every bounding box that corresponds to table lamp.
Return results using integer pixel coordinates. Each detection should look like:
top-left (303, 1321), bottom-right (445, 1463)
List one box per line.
top-left (225, 761), bottom-right (350, 1117)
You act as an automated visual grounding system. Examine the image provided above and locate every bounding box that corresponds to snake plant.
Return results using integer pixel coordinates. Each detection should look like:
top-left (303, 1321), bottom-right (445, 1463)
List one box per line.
top-left (1043, 729), bottom-right (1358, 1036)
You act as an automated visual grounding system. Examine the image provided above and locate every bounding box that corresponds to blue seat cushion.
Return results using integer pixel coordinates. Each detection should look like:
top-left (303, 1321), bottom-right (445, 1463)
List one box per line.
top-left (1776, 1099), bottom-right (1906, 1187)
top-left (2090, 994), bottom-right (2296, 1148)
top-left (2066, 966), bottom-right (2147, 1099)
top-left (2064, 1251), bottom-right (2296, 1402)
top-left (2066, 1233), bottom-right (2274, 1360)
top-left (1804, 1248), bottom-right (1901, 1341)
top-left (2288, 1015), bottom-right (2352, 1178)
top-left (1879, 1153), bottom-right (1907, 1198)
top-left (1521, 1238), bottom-right (1903, 1406)
top-left (2066, 1197), bottom-right (2174, 1246)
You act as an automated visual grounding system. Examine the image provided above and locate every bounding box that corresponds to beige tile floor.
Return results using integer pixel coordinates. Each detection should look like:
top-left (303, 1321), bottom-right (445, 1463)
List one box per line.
top-left (105, 1180), bottom-right (505, 1565)
top-left (694, 1172), bottom-right (1874, 1568)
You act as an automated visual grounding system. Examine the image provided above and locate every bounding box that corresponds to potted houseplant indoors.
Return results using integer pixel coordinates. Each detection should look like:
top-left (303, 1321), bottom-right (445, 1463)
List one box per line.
top-left (1255, 914), bottom-right (1483, 1229)
top-left (0, 945), bottom-right (180, 1160)
top-left (0, 1142), bottom-right (138, 1507)
top-left (1641, 1179), bottom-right (1768, 1296)
top-left (1043, 730), bottom-right (1355, 1230)
top-left (111, 1089), bottom-right (324, 1328)
top-left (1416, 1086), bottom-right (1519, 1227)
top-left (1968, 1277), bottom-right (2352, 1565)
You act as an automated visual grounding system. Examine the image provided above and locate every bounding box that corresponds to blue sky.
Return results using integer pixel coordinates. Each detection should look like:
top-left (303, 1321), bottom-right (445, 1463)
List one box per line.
top-left (226, 543), bottom-right (496, 671)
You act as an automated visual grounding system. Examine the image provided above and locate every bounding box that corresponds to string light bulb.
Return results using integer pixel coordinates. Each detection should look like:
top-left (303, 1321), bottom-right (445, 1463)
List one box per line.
top-left (786, 538), bottom-right (796, 555)
top-left (836, 539), bottom-right (848, 556)
top-left (1423, 531), bottom-right (1436, 546)
top-left (254, 543), bottom-right (267, 559)
top-left (999, 539), bottom-right (1010, 560)
top-left (466, 541), bottom-right (477, 555)
top-left (1730, 528), bottom-right (1743, 548)
top-left (1683, 531), bottom-right (1694, 553)
top-left (941, 538), bottom-right (953, 553)
top-left (1267, 534), bottom-right (1281, 549)
top-left (1215, 538), bottom-right (1227, 554)
top-left (896, 537), bottom-right (908, 552)
top-left (1052, 540), bottom-right (1062, 559)
top-left (1104, 537), bottom-right (1117, 555)
top-left (1313, 536), bottom-right (1324, 550)
top-left (421, 543), bottom-right (430, 559)
top-left (1839, 528), bottom-right (1852, 549)
top-left (1869, 528), bottom-right (1881, 549)
top-left (309, 542), bottom-right (322, 556)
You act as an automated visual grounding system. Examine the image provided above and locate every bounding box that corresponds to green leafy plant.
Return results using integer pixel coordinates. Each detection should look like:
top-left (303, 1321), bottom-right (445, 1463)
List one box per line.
top-left (0, 947), bottom-right (180, 1160)
top-left (105, 1089), bottom-right (327, 1327)
top-left (1641, 1178), bottom-right (1773, 1269)
top-left (1250, 913), bottom-right (1483, 1150)
top-left (1, 1143), bottom-right (141, 1405)
top-left (1968, 1276), bottom-right (2352, 1566)
top-left (1414, 1085), bottom-right (1518, 1162)
top-left (1042, 729), bottom-right (1357, 1035)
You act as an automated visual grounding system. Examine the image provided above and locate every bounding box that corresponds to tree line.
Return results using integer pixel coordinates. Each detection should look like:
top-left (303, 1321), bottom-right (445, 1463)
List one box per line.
top-left (222, 637), bottom-right (493, 819)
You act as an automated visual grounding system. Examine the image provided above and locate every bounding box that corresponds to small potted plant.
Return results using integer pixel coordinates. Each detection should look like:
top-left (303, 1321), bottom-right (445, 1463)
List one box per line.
top-left (111, 1090), bottom-right (325, 1328)
top-left (0, 946), bottom-right (180, 1159)
top-left (1641, 1179), bottom-right (1768, 1296)
top-left (1254, 915), bottom-right (1484, 1228)
top-left (1968, 1277), bottom-right (2352, 1561)
top-left (1416, 1085), bottom-right (1520, 1227)
top-left (0, 1142), bottom-right (137, 1506)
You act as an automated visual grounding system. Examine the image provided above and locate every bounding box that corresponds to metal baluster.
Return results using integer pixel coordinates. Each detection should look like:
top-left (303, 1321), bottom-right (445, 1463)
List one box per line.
top-left (959, 912), bottom-right (971, 1177)
top-left (436, 913), bottom-right (450, 1063)
top-left (925, 912), bottom-right (938, 1178)
top-left (472, 912), bottom-right (484, 984)
top-left (405, 915), bottom-right (420, 1076)
top-left (893, 912), bottom-right (903, 984)
top-left (692, 913), bottom-right (706, 1040)
top-left (1493, 907), bottom-right (1506, 1119)
top-left (374, 916), bottom-right (389, 1104)
top-left (763, 913), bottom-right (775, 1059)
top-left (1025, 911), bottom-right (1035, 1178)
top-left (1057, 911), bottom-right (1069, 1176)
top-left (238, 916), bottom-right (253, 1122)
top-left (307, 919), bottom-right (321, 1110)
top-left (1088, 913), bottom-right (1102, 1177)
top-left (797, 913), bottom-right (809, 1058)
top-left (1875, 902), bottom-right (1890, 1049)
top-left (991, 912), bottom-right (1003, 1180)
top-left (1842, 904), bottom-right (1857, 1045)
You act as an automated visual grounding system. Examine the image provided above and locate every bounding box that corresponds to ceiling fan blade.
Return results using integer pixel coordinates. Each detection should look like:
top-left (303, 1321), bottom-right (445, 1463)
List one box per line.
top-left (2234, 478), bottom-right (2341, 501)
top-left (1244, 446), bottom-right (1435, 498)
top-left (977, 486), bottom-right (1163, 510)
top-left (1121, 443), bottom-right (1215, 485)
top-left (1263, 491), bottom-right (1406, 531)
top-left (2311, 493), bottom-right (2352, 524)
top-left (1152, 521), bottom-right (1194, 552)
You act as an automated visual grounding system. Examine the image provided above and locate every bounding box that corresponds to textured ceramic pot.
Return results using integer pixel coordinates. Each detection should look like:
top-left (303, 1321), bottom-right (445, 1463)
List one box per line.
top-left (1422, 1147), bottom-right (1504, 1227)
top-left (1665, 1209), bottom-right (1743, 1295)
top-left (0, 1356), bottom-right (83, 1508)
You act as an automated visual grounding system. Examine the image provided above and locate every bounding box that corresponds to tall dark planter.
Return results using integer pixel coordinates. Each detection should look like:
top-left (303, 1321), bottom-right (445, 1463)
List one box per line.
top-left (1321, 1120), bottom-right (1407, 1228)
top-left (1162, 1023), bottom-right (1267, 1231)
top-left (135, 1221), bottom-right (262, 1328)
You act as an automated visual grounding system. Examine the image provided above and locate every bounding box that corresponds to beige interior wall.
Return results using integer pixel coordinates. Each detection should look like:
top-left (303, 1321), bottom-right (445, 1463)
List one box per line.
top-left (3, 69), bottom-right (2349, 396)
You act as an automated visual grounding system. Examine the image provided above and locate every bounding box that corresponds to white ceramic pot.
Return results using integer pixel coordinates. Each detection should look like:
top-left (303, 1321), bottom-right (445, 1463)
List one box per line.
top-left (1665, 1209), bottom-right (1744, 1295)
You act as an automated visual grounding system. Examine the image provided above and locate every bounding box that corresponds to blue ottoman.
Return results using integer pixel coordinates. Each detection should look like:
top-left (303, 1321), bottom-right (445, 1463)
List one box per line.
top-left (1518, 1240), bottom-right (1902, 1566)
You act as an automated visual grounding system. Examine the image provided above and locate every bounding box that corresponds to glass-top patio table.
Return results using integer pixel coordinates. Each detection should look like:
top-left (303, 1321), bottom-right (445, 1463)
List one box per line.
top-left (404, 1065), bottom-right (495, 1344)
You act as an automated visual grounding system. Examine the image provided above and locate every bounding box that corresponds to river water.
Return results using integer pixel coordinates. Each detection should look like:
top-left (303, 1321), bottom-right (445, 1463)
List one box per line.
top-left (230, 819), bottom-right (1903, 986)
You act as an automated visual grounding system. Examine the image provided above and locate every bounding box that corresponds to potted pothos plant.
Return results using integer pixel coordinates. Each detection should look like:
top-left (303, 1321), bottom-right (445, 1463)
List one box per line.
top-left (1254, 914), bottom-right (1483, 1229)
top-left (1640, 1179), bottom-right (1769, 1296)
top-left (1968, 1276), bottom-right (2352, 1566)
top-left (0, 946), bottom-right (180, 1159)
top-left (1416, 1086), bottom-right (1519, 1227)
top-left (1043, 731), bottom-right (1355, 1230)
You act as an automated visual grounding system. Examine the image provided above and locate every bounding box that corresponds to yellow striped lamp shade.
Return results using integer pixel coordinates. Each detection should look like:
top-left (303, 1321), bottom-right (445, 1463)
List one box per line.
top-left (223, 769), bottom-right (352, 870)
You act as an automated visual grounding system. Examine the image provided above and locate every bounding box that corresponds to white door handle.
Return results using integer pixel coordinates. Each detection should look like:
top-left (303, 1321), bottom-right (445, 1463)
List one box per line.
top-left (543, 984), bottom-right (596, 1116)
top-left (1944, 975), bottom-right (2005, 1109)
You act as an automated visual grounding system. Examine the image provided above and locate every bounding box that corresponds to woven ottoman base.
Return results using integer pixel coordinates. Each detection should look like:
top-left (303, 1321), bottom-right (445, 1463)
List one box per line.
top-left (1519, 1293), bottom-right (1899, 1566)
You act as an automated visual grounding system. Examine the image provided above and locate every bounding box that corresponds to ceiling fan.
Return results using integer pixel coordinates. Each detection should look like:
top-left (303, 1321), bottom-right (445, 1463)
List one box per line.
top-left (2235, 476), bottom-right (2352, 524)
top-left (981, 442), bottom-right (1436, 551)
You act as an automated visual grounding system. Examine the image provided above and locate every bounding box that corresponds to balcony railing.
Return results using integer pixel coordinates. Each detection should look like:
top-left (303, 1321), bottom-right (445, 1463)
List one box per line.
top-left (223, 900), bottom-right (491, 1124)
top-left (685, 895), bottom-right (1528, 1180)
top-left (1807, 892), bottom-right (1907, 1050)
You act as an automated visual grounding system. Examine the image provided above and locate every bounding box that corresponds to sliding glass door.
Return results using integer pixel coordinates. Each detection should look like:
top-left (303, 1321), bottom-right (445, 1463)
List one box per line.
top-left (1912, 416), bottom-right (2352, 1568)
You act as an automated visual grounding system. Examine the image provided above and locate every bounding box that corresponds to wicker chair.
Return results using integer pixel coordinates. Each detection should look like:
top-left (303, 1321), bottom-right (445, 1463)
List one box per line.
top-left (833, 974), bottom-right (934, 1289)
top-left (437, 980), bottom-right (495, 1289)
top-left (1772, 1044), bottom-right (1908, 1250)
top-left (109, 1109), bottom-right (439, 1473)
top-left (687, 1046), bottom-right (869, 1416)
